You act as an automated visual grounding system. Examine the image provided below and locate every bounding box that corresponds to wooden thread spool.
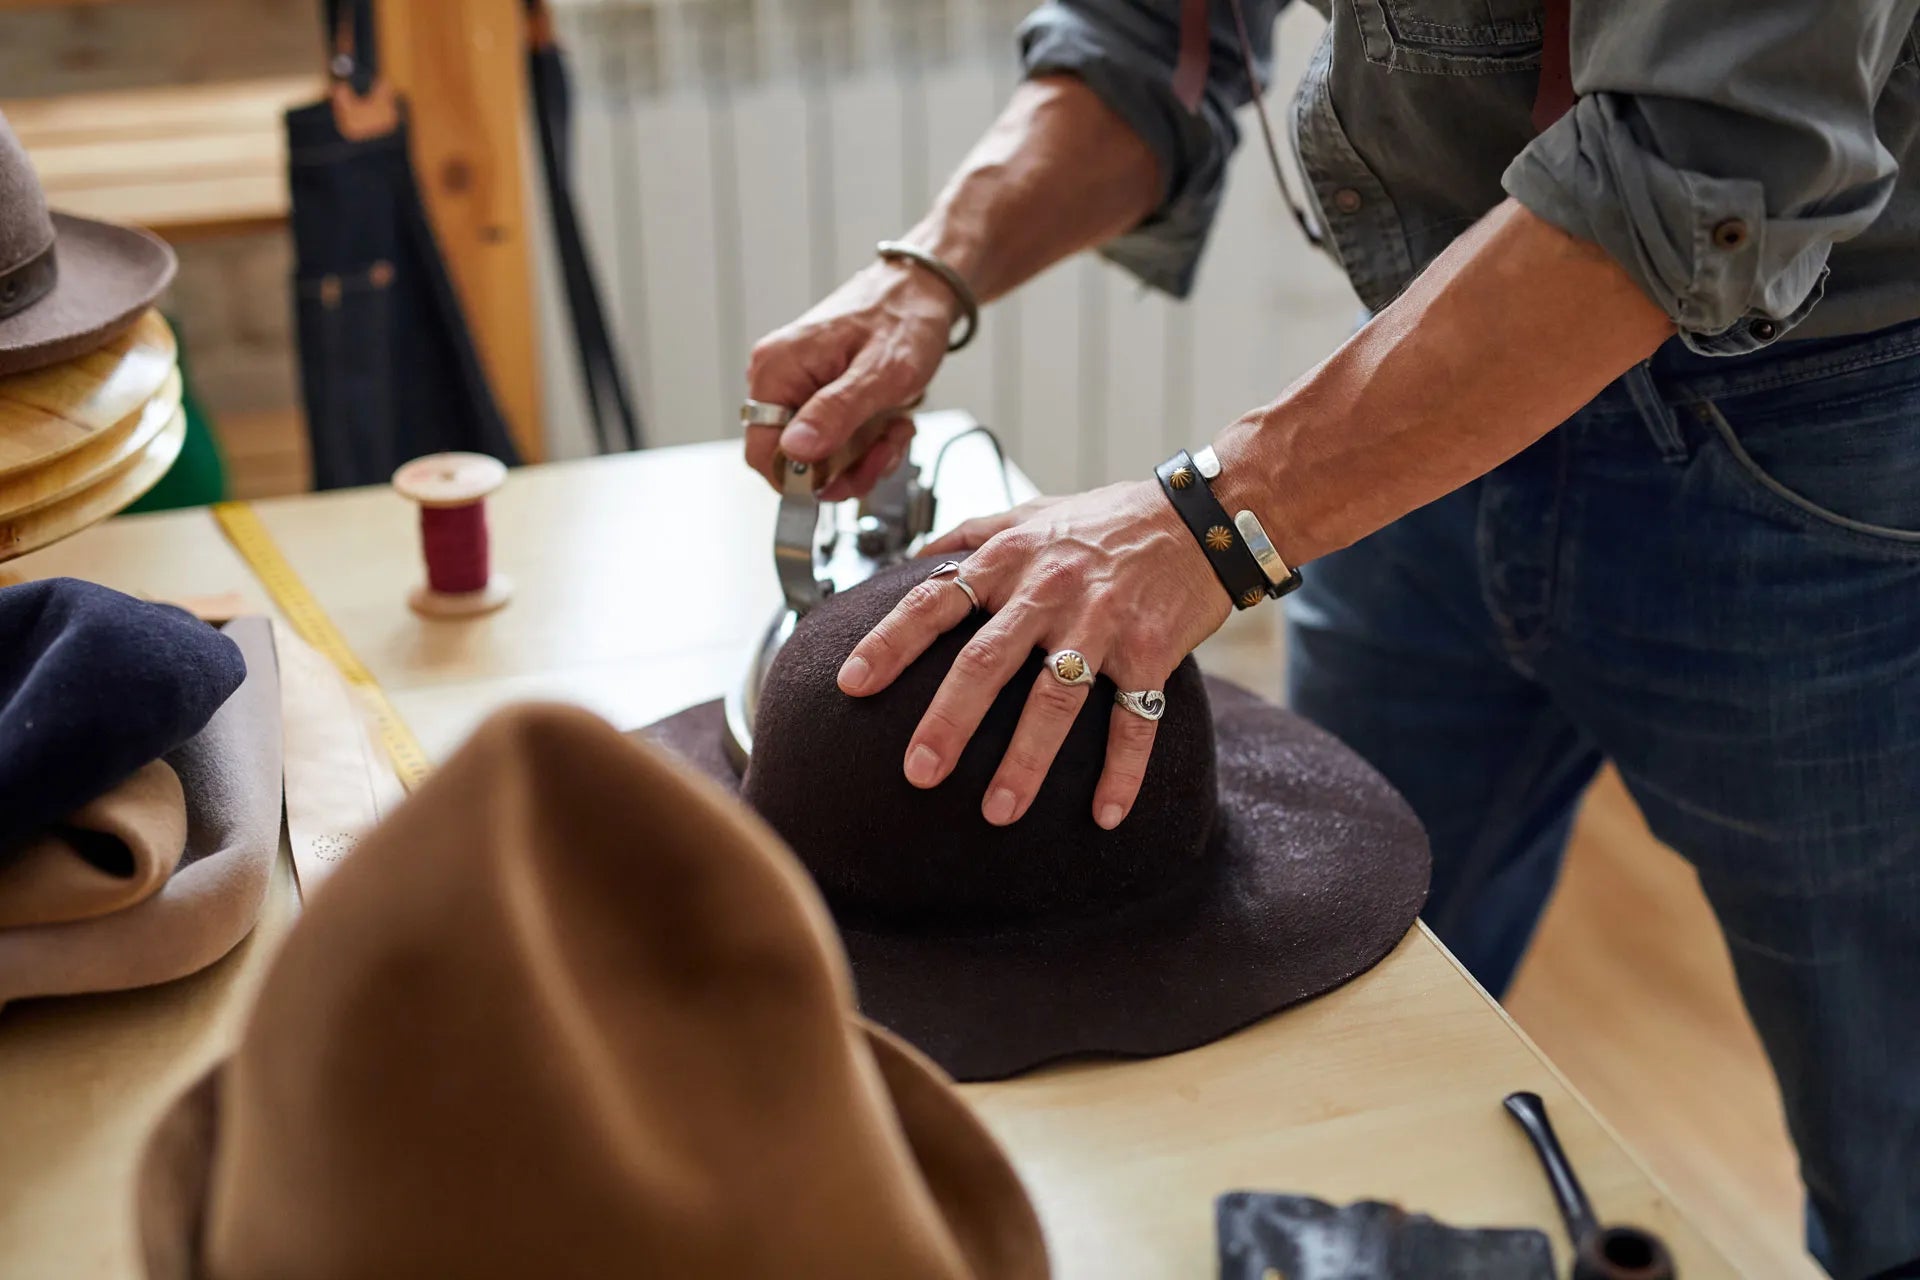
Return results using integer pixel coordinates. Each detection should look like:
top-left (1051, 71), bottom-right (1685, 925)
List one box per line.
top-left (391, 452), bottom-right (512, 618)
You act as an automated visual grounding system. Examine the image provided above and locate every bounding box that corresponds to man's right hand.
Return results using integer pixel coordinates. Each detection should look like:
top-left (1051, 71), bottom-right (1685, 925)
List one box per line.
top-left (744, 257), bottom-right (959, 503)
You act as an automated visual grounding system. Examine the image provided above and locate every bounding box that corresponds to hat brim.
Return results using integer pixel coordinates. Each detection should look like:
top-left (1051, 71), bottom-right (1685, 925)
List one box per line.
top-left (0, 213), bottom-right (176, 378)
top-left (644, 676), bottom-right (1430, 1082)
top-left (134, 1021), bottom-right (1042, 1280)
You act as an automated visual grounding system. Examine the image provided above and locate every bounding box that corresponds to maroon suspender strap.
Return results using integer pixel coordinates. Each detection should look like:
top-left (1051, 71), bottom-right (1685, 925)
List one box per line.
top-left (1532, 0), bottom-right (1575, 133)
top-left (1172, 0), bottom-right (1211, 111)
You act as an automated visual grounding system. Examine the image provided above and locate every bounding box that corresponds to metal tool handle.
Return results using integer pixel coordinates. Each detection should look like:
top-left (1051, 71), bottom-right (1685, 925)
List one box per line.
top-left (1503, 1092), bottom-right (1677, 1280)
top-left (772, 410), bottom-right (922, 613)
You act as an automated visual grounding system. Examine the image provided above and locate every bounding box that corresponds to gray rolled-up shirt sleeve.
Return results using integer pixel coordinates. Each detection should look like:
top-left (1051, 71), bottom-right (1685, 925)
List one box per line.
top-left (1018, 0), bottom-right (1288, 296)
top-left (1505, 2), bottom-right (1918, 355)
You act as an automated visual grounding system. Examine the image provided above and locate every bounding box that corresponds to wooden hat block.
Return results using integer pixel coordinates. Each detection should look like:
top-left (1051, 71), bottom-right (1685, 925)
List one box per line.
top-left (0, 310), bottom-right (185, 563)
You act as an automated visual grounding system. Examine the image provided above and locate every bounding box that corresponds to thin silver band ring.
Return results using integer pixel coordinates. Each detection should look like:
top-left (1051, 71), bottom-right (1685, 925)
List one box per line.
top-left (1114, 690), bottom-right (1167, 721)
top-left (928, 561), bottom-right (981, 611)
top-left (741, 399), bottom-right (795, 429)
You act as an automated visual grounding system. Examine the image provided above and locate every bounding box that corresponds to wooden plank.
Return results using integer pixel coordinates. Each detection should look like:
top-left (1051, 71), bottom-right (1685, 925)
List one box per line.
top-left (2, 76), bottom-right (317, 239)
top-left (376, 0), bottom-right (546, 463)
top-left (0, 310), bottom-right (175, 479)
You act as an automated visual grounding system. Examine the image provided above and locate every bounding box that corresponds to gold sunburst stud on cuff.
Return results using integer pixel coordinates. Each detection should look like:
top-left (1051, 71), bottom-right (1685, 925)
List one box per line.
top-left (1205, 525), bottom-right (1234, 551)
top-left (1168, 465), bottom-right (1194, 490)
top-left (1238, 586), bottom-right (1267, 609)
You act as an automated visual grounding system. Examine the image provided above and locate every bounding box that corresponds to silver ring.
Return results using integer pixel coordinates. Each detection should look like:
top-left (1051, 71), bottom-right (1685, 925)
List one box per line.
top-left (741, 399), bottom-right (795, 429)
top-left (1115, 690), bottom-right (1167, 721)
top-left (928, 560), bottom-right (980, 610)
top-left (1045, 649), bottom-right (1095, 687)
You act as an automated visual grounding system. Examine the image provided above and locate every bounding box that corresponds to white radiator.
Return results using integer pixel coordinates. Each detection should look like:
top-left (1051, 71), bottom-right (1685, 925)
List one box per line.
top-left (534, 0), bottom-right (1354, 496)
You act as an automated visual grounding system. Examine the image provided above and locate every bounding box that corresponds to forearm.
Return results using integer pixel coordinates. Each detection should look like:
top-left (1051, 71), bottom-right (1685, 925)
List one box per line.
top-left (1211, 199), bottom-right (1675, 566)
top-left (896, 75), bottom-right (1161, 303)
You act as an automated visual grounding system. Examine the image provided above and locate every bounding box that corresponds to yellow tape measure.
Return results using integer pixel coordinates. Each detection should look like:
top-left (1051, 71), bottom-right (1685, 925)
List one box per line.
top-left (213, 501), bottom-right (432, 791)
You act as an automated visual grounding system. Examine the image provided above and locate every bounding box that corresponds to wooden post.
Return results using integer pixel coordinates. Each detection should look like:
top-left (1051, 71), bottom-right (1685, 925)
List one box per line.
top-left (376, 0), bottom-right (545, 464)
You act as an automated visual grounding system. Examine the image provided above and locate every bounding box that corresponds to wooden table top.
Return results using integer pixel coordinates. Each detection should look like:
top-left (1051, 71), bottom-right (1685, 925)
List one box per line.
top-left (0, 417), bottom-right (1782, 1279)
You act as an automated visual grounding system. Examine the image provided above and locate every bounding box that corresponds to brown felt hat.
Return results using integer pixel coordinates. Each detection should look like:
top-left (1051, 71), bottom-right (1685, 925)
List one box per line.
top-left (648, 559), bottom-right (1432, 1082)
top-left (0, 112), bottom-right (175, 377)
top-left (137, 703), bottom-right (1049, 1280)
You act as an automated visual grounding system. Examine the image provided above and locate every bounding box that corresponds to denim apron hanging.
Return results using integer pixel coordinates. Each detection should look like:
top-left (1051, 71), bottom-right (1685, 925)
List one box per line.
top-left (284, 0), bottom-right (522, 490)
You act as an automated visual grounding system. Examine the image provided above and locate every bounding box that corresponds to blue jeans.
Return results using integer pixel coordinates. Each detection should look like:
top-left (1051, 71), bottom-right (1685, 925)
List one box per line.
top-left (1286, 319), bottom-right (1920, 1280)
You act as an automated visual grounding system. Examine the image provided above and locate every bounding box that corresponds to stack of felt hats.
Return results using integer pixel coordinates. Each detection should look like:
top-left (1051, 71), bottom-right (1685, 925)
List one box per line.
top-left (0, 109), bottom-right (180, 563)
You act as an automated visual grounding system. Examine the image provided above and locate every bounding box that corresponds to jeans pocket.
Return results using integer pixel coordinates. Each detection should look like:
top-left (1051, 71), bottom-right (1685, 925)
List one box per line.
top-left (294, 260), bottom-right (396, 490)
top-left (1696, 374), bottom-right (1920, 556)
top-left (1350, 0), bottom-right (1542, 74)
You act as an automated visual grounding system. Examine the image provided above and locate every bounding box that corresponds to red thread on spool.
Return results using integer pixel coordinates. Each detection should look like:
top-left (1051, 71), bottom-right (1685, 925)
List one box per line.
top-left (419, 502), bottom-right (491, 594)
top-left (392, 452), bottom-right (512, 618)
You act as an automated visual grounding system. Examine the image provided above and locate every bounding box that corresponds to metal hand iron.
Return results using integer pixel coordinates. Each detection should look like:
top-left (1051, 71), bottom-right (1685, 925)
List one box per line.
top-left (723, 414), bottom-right (938, 771)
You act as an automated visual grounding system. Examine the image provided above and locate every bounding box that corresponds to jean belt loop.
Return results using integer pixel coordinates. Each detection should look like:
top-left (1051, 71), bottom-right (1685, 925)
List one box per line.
top-left (1621, 361), bottom-right (1688, 463)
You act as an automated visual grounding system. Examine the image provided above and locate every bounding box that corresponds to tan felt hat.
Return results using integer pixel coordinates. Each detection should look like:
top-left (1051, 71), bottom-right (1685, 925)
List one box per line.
top-left (0, 618), bottom-right (283, 1006)
top-left (137, 703), bottom-right (1051, 1280)
top-left (0, 112), bottom-right (176, 378)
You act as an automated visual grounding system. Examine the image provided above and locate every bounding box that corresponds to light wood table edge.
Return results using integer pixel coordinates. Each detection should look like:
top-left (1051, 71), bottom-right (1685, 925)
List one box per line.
top-left (1414, 920), bottom-right (1815, 1278)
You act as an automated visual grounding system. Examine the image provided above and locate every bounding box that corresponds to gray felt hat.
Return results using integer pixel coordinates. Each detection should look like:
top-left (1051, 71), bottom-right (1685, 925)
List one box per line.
top-left (0, 112), bottom-right (176, 377)
top-left (647, 560), bottom-right (1432, 1082)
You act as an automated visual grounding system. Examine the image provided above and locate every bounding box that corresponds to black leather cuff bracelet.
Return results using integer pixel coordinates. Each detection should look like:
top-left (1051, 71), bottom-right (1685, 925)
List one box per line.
top-left (1154, 450), bottom-right (1271, 610)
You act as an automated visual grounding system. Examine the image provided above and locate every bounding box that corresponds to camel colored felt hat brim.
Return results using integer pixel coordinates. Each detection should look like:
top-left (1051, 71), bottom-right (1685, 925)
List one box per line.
top-left (137, 703), bottom-right (1048, 1280)
top-left (0, 213), bottom-right (176, 378)
top-left (643, 559), bottom-right (1431, 1084)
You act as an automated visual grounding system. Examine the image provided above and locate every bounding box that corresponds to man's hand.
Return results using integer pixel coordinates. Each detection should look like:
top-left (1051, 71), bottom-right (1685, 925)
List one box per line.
top-left (744, 259), bottom-right (958, 502)
top-left (742, 76), bottom-right (1161, 501)
top-left (839, 481), bottom-right (1231, 830)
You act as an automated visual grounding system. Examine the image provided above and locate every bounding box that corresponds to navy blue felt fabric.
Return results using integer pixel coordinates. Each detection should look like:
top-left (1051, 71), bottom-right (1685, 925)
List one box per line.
top-left (0, 578), bottom-right (245, 859)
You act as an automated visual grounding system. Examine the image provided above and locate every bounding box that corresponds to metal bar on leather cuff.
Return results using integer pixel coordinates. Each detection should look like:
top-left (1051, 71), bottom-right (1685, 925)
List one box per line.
top-left (1154, 450), bottom-right (1271, 610)
top-left (1233, 509), bottom-right (1303, 598)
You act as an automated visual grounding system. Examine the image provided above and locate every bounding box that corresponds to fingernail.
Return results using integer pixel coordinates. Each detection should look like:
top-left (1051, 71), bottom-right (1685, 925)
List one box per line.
top-left (905, 744), bottom-right (941, 787)
top-left (984, 787), bottom-right (1017, 826)
top-left (783, 422), bottom-right (823, 455)
top-left (838, 655), bottom-right (871, 693)
top-left (1097, 803), bottom-right (1126, 830)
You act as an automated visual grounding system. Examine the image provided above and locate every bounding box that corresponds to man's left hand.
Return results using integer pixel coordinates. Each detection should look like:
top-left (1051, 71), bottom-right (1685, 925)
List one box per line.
top-left (835, 480), bottom-right (1231, 830)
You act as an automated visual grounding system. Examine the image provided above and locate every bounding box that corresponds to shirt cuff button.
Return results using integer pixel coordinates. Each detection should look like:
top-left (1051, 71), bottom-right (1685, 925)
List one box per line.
top-left (1749, 318), bottom-right (1779, 342)
top-left (1712, 219), bottom-right (1750, 250)
top-left (1333, 187), bottom-right (1363, 214)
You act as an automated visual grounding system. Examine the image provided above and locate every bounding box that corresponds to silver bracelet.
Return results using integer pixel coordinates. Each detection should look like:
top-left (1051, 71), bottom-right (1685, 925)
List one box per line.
top-left (875, 240), bottom-right (980, 353)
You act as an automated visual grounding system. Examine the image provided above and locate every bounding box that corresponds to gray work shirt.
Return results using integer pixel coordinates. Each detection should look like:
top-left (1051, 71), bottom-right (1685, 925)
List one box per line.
top-left (1020, 0), bottom-right (1920, 354)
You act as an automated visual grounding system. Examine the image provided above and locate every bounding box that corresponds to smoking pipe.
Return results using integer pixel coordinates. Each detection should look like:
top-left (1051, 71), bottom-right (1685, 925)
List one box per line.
top-left (1503, 1091), bottom-right (1677, 1280)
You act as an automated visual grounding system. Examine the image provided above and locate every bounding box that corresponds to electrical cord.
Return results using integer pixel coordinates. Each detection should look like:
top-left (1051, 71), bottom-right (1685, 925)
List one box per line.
top-left (927, 423), bottom-right (1017, 511)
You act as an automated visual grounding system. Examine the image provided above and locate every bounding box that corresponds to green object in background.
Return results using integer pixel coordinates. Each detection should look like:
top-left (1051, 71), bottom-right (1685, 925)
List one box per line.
top-left (126, 315), bottom-right (228, 513)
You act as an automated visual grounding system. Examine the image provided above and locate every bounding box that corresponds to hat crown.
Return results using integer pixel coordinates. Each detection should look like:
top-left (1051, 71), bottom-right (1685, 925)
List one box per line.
top-left (0, 115), bottom-right (55, 277)
top-left (744, 562), bottom-right (1220, 931)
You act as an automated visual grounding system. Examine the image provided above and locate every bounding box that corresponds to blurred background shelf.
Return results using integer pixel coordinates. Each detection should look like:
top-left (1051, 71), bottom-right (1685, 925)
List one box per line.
top-left (2, 75), bottom-right (316, 241)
